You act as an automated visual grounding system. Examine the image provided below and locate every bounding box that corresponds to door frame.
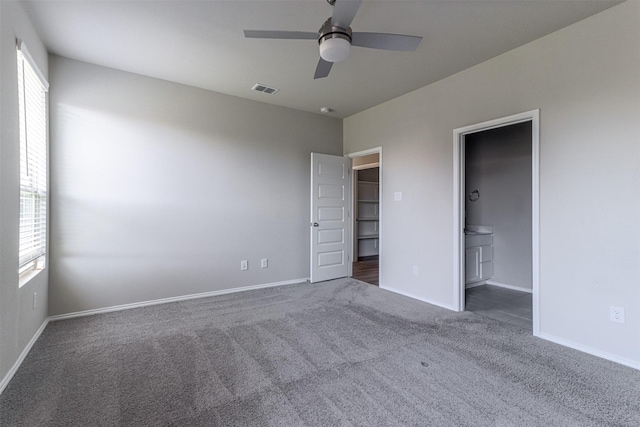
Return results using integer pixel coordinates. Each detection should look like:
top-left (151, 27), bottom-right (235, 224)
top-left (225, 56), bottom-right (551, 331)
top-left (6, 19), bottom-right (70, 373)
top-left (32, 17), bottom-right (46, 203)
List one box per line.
top-left (453, 110), bottom-right (540, 336)
top-left (347, 147), bottom-right (382, 282)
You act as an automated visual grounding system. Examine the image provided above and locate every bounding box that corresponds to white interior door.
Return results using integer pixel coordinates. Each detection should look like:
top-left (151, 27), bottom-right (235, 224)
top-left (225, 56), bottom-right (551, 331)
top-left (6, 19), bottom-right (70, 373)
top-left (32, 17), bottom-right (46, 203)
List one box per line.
top-left (310, 153), bottom-right (351, 283)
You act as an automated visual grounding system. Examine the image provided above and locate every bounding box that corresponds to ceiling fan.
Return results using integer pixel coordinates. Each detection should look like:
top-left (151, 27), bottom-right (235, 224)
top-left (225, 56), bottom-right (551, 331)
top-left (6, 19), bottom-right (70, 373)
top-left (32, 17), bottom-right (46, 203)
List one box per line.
top-left (244, 0), bottom-right (423, 79)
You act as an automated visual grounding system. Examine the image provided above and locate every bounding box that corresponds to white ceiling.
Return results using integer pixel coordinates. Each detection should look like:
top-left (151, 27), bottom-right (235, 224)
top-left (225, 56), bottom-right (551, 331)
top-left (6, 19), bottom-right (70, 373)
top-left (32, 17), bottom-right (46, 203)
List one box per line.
top-left (24, 0), bottom-right (620, 118)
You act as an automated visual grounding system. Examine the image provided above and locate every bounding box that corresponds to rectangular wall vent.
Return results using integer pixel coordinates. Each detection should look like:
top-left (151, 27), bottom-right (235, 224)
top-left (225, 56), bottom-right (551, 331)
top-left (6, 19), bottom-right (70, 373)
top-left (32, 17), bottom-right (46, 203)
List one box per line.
top-left (252, 83), bottom-right (279, 95)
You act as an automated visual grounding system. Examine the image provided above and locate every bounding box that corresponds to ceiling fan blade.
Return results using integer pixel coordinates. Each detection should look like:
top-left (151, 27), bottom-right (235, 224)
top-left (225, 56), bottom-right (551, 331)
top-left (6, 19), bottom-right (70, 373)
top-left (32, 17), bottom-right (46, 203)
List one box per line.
top-left (244, 30), bottom-right (317, 40)
top-left (314, 58), bottom-right (333, 79)
top-left (331, 0), bottom-right (362, 29)
top-left (351, 32), bottom-right (423, 51)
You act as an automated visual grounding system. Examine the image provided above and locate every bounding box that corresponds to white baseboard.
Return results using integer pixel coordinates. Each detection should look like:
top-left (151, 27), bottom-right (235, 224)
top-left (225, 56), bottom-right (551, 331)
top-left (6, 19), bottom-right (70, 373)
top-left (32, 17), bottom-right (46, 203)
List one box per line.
top-left (465, 281), bottom-right (487, 289)
top-left (49, 278), bottom-right (309, 321)
top-left (0, 319), bottom-right (49, 395)
top-left (381, 284), bottom-right (456, 311)
top-left (486, 280), bottom-right (532, 293)
top-left (537, 332), bottom-right (640, 371)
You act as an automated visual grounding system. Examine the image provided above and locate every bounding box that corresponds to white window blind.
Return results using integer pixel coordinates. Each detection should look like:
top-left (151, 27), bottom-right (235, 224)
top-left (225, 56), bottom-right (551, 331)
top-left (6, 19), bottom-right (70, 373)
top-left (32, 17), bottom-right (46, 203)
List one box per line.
top-left (17, 40), bottom-right (48, 274)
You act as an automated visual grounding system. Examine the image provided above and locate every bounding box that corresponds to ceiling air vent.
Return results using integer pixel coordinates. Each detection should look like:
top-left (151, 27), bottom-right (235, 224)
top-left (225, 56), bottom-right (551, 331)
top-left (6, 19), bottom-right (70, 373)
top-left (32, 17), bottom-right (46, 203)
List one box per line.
top-left (251, 83), bottom-right (279, 95)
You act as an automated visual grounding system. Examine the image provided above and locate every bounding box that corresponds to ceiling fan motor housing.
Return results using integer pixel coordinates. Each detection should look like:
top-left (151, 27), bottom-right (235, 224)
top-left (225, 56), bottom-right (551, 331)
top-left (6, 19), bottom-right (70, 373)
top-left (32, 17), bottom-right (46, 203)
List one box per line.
top-left (318, 18), bottom-right (352, 62)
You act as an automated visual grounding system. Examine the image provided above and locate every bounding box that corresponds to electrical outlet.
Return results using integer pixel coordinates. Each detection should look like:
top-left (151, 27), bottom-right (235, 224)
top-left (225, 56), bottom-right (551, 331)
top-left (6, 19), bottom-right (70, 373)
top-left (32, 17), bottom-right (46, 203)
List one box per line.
top-left (261, 258), bottom-right (268, 268)
top-left (240, 260), bottom-right (248, 271)
top-left (32, 292), bottom-right (37, 309)
top-left (413, 265), bottom-right (419, 276)
top-left (610, 306), bottom-right (625, 324)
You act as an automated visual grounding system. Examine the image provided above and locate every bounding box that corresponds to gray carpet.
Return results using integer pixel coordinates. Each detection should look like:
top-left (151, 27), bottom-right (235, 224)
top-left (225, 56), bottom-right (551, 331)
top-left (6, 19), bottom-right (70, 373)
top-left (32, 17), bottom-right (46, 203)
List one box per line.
top-left (1, 278), bottom-right (639, 426)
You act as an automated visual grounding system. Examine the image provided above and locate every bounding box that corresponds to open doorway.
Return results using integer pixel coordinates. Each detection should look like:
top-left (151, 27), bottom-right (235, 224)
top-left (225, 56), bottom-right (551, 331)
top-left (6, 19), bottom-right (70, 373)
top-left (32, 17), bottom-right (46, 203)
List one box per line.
top-left (465, 122), bottom-right (532, 329)
top-left (454, 111), bottom-right (540, 335)
top-left (348, 148), bottom-right (382, 286)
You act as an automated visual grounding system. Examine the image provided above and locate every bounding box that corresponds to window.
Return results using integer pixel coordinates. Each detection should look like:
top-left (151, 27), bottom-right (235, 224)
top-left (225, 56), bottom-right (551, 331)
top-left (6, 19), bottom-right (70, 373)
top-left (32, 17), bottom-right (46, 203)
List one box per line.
top-left (17, 39), bottom-right (48, 283)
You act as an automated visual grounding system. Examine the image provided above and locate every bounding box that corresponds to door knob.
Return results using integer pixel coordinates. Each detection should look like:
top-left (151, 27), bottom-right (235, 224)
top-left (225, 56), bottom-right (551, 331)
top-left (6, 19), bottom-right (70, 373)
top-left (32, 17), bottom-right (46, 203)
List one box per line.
top-left (312, 222), bottom-right (319, 227)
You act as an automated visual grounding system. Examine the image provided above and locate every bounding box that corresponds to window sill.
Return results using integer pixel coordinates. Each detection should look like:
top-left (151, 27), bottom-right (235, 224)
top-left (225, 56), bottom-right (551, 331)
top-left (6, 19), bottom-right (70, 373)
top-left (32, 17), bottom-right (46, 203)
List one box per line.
top-left (19, 259), bottom-right (46, 288)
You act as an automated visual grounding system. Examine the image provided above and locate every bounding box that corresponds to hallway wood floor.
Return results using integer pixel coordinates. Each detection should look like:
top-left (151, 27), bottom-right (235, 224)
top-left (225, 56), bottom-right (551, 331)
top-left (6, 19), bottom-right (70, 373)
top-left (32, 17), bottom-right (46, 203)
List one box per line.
top-left (352, 257), bottom-right (379, 286)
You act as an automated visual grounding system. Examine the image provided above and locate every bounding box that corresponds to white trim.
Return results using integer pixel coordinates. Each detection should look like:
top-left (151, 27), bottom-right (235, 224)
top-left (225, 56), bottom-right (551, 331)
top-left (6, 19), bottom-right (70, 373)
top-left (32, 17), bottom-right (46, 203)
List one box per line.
top-left (352, 162), bottom-right (379, 171)
top-left (465, 281), bottom-right (488, 289)
top-left (531, 111), bottom-right (540, 337)
top-left (49, 278), bottom-right (308, 321)
top-left (453, 110), bottom-right (540, 337)
top-left (0, 319), bottom-right (49, 395)
top-left (486, 280), bottom-right (533, 294)
top-left (16, 38), bottom-right (49, 91)
top-left (18, 264), bottom-right (45, 288)
top-left (453, 131), bottom-right (465, 309)
top-left (346, 147), bottom-right (383, 285)
top-left (381, 285), bottom-right (456, 311)
top-left (347, 147), bottom-right (382, 158)
top-left (537, 333), bottom-right (640, 371)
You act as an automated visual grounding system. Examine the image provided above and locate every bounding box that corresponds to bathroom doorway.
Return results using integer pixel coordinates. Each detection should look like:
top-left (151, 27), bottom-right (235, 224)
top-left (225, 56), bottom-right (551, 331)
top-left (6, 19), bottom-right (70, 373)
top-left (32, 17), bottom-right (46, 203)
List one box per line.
top-left (348, 148), bottom-right (381, 287)
top-left (453, 111), bottom-right (540, 335)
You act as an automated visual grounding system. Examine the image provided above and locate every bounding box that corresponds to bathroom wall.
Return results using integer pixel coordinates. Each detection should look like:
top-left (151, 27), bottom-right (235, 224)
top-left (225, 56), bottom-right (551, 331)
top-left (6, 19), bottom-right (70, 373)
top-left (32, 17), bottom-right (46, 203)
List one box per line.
top-left (465, 122), bottom-right (532, 291)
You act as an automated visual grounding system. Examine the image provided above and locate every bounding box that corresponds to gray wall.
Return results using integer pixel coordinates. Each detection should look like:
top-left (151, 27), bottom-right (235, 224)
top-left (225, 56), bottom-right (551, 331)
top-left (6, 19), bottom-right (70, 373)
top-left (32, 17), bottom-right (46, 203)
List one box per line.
top-left (0, 1), bottom-right (49, 386)
top-left (48, 56), bottom-right (342, 315)
top-left (344, 2), bottom-right (640, 366)
top-left (465, 122), bottom-right (532, 290)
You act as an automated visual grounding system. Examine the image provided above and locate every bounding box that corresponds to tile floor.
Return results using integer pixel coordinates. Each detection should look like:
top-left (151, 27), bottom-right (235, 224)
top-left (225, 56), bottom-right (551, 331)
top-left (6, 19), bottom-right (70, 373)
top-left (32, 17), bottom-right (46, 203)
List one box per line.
top-left (465, 284), bottom-right (532, 330)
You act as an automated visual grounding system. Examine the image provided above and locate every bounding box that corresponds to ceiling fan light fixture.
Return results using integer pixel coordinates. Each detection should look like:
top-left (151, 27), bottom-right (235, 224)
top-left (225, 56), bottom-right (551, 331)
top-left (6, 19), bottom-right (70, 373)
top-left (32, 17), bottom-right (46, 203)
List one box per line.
top-left (318, 18), bottom-right (352, 63)
top-left (319, 37), bottom-right (351, 63)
